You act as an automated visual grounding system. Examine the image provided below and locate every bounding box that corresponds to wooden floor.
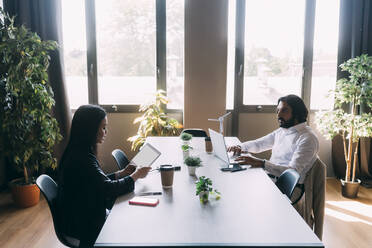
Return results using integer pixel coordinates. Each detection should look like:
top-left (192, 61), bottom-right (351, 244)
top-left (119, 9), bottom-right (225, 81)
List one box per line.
top-left (1, 178), bottom-right (372, 248)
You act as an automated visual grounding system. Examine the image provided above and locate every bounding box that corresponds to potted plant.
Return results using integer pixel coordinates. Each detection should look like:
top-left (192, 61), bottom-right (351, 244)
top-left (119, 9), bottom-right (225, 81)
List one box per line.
top-left (315, 54), bottom-right (372, 198)
top-left (0, 9), bottom-right (62, 207)
top-left (184, 156), bottom-right (202, 176)
top-left (128, 89), bottom-right (183, 151)
top-left (181, 144), bottom-right (193, 159)
top-left (195, 176), bottom-right (221, 204)
top-left (180, 132), bottom-right (192, 145)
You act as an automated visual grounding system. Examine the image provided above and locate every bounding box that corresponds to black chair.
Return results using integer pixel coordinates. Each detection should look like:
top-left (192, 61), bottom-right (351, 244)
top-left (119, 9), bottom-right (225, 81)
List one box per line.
top-left (111, 149), bottom-right (130, 170)
top-left (181, 128), bottom-right (208, 137)
top-left (275, 169), bottom-right (300, 202)
top-left (36, 174), bottom-right (80, 248)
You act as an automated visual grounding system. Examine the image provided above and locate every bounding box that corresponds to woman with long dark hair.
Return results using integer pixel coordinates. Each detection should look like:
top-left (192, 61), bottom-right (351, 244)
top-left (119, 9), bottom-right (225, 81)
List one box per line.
top-left (57, 105), bottom-right (150, 247)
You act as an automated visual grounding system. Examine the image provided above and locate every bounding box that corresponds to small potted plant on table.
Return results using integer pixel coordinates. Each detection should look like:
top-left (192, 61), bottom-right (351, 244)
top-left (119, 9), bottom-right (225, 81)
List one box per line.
top-left (196, 176), bottom-right (221, 204)
top-left (180, 132), bottom-right (192, 145)
top-left (181, 144), bottom-right (193, 159)
top-left (184, 156), bottom-right (202, 176)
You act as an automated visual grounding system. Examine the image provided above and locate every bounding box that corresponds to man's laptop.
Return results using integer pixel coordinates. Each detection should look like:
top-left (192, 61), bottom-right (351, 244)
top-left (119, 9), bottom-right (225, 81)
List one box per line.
top-left (208, 128), bottom-right (240, 168)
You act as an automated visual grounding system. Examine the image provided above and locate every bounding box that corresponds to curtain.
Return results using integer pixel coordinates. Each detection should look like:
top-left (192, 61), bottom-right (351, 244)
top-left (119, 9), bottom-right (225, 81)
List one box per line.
top-left (4, 0), bottom-right (71, 177)
top-left (333, 0), bottom-right (372, 186)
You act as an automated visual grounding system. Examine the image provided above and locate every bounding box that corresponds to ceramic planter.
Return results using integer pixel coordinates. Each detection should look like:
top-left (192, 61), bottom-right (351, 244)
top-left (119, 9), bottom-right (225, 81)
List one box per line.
top-left (9, 178), bottom-right (40, 208)
top-left (341, 179), bottom-right (361, 198)
top-left (183, 150), bottom-right (190, 159)
top-left (199, 191), bottom-right (209, 204)
top-left (187, 166), bottom-right (197, 176)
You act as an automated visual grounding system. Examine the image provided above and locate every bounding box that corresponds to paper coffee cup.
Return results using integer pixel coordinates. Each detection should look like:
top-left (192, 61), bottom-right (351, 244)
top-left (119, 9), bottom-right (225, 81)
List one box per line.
top-left (160, 165), bottom-right (174, 188)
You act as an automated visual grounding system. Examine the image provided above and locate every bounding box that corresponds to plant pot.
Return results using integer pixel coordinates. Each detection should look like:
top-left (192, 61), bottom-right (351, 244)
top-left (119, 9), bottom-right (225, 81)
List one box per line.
top-left (199, 191), bottom-right (209, 204)
top-left (187, 166), bottom-right (197, 176)
top-left (10, 178), bottom-right (40, 208)
top-left (341, 179), bottom-right (361, 198)
top-left (183, 150), bottom-right (190, 159)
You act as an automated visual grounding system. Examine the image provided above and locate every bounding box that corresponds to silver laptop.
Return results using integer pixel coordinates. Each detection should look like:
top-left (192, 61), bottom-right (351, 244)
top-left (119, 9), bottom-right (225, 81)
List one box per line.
top-left (209, 128), bottom-right (239, 167)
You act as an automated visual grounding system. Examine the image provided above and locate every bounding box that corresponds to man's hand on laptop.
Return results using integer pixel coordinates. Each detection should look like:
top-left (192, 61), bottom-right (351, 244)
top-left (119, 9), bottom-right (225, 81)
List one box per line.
top-left (235, 154), bottom-right (265, 168)
top-left (227, 145), bottom-right (247, 156)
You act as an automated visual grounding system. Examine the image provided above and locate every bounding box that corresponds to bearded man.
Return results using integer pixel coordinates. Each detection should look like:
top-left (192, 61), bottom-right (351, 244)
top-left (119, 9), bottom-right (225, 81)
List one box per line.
top-left (228, 94), bottom-right (319, 184)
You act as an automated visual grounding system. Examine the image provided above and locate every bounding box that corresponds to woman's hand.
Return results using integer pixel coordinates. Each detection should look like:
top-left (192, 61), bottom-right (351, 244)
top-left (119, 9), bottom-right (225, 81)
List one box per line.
top-left (130, 166), bottom-right (151, 181)
top-left (116, 163), bottom-right (136, 179)
top-left (235, 154), bottom-right (265, 168)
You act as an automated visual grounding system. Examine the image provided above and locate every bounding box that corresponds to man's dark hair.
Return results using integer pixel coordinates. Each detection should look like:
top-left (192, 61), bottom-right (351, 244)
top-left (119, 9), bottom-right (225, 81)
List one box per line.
top-left (278, 95), bottom-right (308, 123)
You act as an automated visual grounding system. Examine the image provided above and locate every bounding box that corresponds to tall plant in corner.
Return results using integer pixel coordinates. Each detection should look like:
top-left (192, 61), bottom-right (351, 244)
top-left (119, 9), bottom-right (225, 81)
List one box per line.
top-left (315, 54), bottom-right (372, 197)
top-left (128, 90), bottom-right (183, 151)
top-left (0, 9), bottom-right (62, 206)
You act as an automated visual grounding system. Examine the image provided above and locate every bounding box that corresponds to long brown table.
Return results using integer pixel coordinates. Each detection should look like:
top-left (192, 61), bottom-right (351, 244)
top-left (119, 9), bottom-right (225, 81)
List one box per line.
top-left (95, 137), bottom-right (323, 247)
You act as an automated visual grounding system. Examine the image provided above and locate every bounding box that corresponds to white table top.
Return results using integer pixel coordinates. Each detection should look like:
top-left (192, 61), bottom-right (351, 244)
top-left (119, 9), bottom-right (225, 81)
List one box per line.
top-left (95, 137), bottom-right (323, 247)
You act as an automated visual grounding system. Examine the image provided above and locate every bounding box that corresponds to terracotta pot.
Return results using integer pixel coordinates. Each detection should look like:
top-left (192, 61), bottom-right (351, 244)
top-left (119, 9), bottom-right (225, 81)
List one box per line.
top-left (341, 179), bottom-right (361, 198)
top-left (10, 178), bottom-right (40, 208)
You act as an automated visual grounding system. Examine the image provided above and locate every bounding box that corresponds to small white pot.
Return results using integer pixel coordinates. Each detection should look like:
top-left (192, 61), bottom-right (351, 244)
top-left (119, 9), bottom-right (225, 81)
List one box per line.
top-left (199, 191), bottom-right (209, 203)
top-left (187, 166), bottom-right (196, 176)
top-left (183, 150), bottom-right (190, 159)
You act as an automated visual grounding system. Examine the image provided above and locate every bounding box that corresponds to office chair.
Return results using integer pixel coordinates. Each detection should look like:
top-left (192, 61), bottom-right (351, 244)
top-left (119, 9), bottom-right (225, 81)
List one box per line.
top-left (36, 175), bottom-right (80, 248)
top-left (275, 169), bottom-right (300, 202)
top-left (111, 149), bottom-right (130, 170)
top-left (181, 128), bottom-right (208, 137)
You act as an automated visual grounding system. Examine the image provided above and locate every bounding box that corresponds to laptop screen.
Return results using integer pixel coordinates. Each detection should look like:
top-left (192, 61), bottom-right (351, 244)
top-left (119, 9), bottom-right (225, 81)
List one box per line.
top-left (209, 128), bottom-right (230, 165)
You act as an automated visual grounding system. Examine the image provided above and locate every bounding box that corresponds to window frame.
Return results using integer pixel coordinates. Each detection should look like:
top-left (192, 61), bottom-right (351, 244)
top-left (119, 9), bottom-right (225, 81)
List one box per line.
top-left (83, 0), bottom-right (181, 114)
top-left (231, 0), bottom-right (316, 135)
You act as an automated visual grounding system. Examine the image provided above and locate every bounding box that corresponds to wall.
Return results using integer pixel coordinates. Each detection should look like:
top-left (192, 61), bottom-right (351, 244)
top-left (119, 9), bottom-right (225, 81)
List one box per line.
top-left (184, 0), bottom-right (228, 134)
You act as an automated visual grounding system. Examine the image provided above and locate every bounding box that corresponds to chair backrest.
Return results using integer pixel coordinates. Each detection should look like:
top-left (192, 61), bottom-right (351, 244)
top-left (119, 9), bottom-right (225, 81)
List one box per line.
top-left (275, 169), bottom-right (300, 199)
top-left (36, 175), bottom-right (80, 248)
top-left (111, 149), bottom-right (130, 170)
top-left (181, 128), bottom-right (208, 137)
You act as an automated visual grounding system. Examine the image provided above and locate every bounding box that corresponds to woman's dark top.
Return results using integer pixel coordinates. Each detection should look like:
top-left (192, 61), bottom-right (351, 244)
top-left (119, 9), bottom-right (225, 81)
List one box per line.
top-left (57, 149), bottom-right (134, 246)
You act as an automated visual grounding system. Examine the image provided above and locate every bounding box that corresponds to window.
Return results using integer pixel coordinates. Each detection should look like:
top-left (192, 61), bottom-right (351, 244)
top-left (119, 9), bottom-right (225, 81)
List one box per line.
top-left (310, 0), bottom-right (340, 110)
top-left (61, 0), bottom-right (184, 111)
top-left (242, 0), bottom-right (304, 106)
top-left (61, 0), bottom-right (88, 109)
top-left (229, 0), bottom-right (339, 112)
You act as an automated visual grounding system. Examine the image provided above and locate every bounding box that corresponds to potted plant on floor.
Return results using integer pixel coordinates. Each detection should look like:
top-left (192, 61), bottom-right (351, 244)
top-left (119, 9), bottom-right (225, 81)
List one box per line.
top-left (184, 156), bottom-right (202, 176)
top-left (0, 9), bottom-right (62, 207)
top-left (195, 176), bottom-right (221, 204)
top-left (128, 89), bottom-right (183, 151)
top-left (315, 54), bottom-right (372, 198)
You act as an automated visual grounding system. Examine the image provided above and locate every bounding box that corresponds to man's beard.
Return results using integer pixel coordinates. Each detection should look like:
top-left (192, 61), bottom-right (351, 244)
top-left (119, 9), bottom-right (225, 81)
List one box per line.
top-left (278, 117), bottom-right (296, 128)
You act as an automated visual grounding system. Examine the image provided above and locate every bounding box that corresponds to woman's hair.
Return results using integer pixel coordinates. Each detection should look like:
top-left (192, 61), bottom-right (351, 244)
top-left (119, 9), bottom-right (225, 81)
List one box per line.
top-left (278, 95), bottom-right (308, 123)
top-left (62, 105), bottom-right (107, 159)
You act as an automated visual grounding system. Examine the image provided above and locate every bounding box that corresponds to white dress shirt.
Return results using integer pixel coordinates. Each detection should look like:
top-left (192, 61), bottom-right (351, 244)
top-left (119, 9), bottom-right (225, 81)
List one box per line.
top-left (240, 122), bottom-right (319, 184)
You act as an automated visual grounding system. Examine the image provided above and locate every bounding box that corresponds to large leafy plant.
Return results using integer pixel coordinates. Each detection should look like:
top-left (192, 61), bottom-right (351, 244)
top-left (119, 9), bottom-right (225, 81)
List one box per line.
top-left (0, 9), bottom-right (62, 184)
top-left (315, 54), bottom-right (372, 183)
top-left (128, 90), bottom-right (183, 151)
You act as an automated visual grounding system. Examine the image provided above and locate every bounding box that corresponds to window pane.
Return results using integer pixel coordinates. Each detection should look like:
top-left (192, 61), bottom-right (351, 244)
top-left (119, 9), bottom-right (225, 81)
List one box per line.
top-left (95, 0), bottom-right (156, 105)
top-left (61, 0), bottom-right (89, 109)
top-left (226, 0), bottom-right (236, 110)
top-left (310, 0), bottom-right (339, 110)
top-left (243, 0), bottom-right (304, 105)
top-left (166, 0), bottom-right (184, 109)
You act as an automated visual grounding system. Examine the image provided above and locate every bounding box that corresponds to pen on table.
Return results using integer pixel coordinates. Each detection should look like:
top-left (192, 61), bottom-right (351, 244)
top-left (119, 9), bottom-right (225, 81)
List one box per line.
top-left (137, 192), bottom-right (162, 196)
